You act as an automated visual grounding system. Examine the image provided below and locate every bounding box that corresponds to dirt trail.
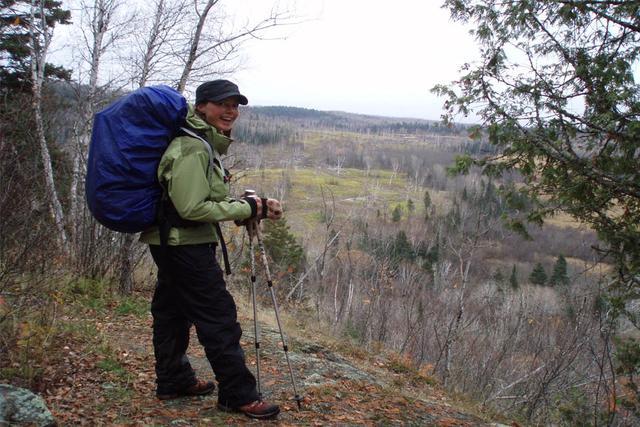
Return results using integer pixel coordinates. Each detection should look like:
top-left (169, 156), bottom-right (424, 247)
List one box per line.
top-left (45, 300), bottom-right (506, 426)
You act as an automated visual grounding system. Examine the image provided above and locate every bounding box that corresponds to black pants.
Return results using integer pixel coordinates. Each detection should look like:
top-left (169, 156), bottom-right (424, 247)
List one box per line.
top-left (149, 243), bottom-right (258, 407)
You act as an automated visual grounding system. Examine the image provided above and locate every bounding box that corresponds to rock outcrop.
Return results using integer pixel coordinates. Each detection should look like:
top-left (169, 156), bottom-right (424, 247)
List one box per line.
top-left (0, 384), bottom-right (56, 426)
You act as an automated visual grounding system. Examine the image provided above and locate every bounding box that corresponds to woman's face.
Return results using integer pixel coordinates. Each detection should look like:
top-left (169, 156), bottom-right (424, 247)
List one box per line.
top-left (196, 97), bottom-right (240, 133)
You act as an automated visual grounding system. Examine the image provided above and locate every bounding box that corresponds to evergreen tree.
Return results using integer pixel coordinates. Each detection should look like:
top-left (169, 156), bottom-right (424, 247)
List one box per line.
top-left (406, 198), bottom-right (415, 214)
top-left (492, 268), bottom-right (504, 285)
top-left (0, 0), bottom-right (71, 92)
top-left (529, 263), bottom-right (548, 286)
top-left (438, 2), bottom-right (640, 382)
top-left (423, 191), bottom-right (431, 221)
top-left (261, 217), bottom-right (305, 274)
top-left (549, 255), bottom-right (570, 286)
top-left (509, 264), bottom-right (519, 290)
top-left (391, 205), bottom-right (403, 222)
top-left (390, 230), bottom-right (414, 262)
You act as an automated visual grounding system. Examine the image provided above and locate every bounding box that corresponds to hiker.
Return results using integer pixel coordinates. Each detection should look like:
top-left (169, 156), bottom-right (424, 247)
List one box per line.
top-left (139, 79), bottom-right (282, 420)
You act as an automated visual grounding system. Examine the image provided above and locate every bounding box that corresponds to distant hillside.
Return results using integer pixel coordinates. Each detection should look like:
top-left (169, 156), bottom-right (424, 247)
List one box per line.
top-left (239, 105), bottom-right (467, 135)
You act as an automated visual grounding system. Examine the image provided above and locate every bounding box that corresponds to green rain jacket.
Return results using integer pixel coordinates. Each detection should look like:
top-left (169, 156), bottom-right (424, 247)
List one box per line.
top-left (140, 106), bottom-right (254, 246)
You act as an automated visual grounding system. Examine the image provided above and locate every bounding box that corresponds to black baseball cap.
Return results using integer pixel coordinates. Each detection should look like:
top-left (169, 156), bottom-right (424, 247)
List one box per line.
top-left (195, 80), bottom-right (248, 105)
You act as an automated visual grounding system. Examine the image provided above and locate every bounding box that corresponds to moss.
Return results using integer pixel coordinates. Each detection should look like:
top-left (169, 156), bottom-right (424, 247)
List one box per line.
top-left (114, 296), bottom-right (149, 317)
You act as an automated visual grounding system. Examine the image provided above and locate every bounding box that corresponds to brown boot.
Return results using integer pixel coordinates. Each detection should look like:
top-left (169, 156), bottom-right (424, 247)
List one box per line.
top-left (217, 400), bottom-right (280, 419)
top-left (156, 379), bottom-right (215, 400)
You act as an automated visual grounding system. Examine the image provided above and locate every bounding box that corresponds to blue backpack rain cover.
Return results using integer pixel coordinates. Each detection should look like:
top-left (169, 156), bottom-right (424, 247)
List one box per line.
top-left (86, 85), bottom-right (188, 233)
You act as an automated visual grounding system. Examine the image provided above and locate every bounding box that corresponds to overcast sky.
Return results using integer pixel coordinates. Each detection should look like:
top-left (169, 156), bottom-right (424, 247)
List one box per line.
top-left (53, 0), bottom-right (479, 121)
top-left (225, 0), bottom-right (479, 121)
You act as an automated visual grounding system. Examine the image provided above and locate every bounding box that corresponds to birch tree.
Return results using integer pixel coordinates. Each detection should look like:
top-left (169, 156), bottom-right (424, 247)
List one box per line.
top-left (25, 0), bottom-right (71, 252)
top-left (66, 0), bottom-right (136, 288)
top-left (127, 0), bottom-right (189, 87)
top-left (70, 0), bottom-right (130, 238)
top-left (70, 0), bottom-right (298, 293)
top-left (116, 0), bottom-right (189, 294)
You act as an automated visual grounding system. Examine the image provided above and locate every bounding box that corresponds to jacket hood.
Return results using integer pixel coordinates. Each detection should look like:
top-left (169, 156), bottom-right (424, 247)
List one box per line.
top-left (185, 105), bottom-right (232, 155)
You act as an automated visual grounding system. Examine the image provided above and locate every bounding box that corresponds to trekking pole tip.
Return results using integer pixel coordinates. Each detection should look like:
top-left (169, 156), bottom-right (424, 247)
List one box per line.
top-left (295, 395), bottom-right (302, 410)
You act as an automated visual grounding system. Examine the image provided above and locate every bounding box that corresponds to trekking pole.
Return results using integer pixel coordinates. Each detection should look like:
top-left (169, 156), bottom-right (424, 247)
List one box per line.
top-left (253, 223), bottom-right (303, 410)
top-left (247, 219), bottom-right (263, 401)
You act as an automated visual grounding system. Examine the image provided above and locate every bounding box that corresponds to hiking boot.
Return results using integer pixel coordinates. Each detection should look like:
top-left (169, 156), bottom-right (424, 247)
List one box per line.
top-left (156, 379), bottom-right (215, 400)
top-left (217, 400), bottom-right (280, 420)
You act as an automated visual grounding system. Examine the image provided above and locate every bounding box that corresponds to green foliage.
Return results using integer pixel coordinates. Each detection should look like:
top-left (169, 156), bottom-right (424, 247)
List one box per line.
top-left (115, 296), bottom-right (149, 317)
top-left (0, 0), bottom-right (71, 92)
top-left (614, 337), bottom-right (640, 379)
top-left (529, 263), bottom-right (547, 286)
top-left (593, 293), bottom-right (608, 316)
top-left (437, 0), bottom-right (640, 300)
top-left (438, 2), bottom-right (640, 414)
top-left (261, 217), bottom-right (306, 274)
top-left (423, 191), bottom-right (432, 221)
top-left (417, 239), bottom-right (439, 273)
top-left (359, 230), bottom-right (423, 268)
top-left (67, 278), bottom-right (111, 311)
top-left (97, 357), bottom-right (126, 377)
top-left (344, 319), bottom-right (363, 341)
top-left (391, 205), bottom-right (403, 222)
top-left (509, 264), bottom-right (519, 290)
top-left (461, 179), bottom-right (508, 219)
top-left (390, 230), bottom-right (414, 263)
top-left (614, 337), bottom-right (640, 414)
top-left (406, 198), bottom-right (415, 213)
top-left (423, 191), bottom-right (431, 210)
top-left (446, 154), bottom-right (474, 176)
top-left (0, 312), bottom-right (50, 384)
top-left (556, 388), bottom-right (610, 426)
top-left (96, 348), bottom-right (134, 405)
top-left (549, 255), bottom-right (569, 287)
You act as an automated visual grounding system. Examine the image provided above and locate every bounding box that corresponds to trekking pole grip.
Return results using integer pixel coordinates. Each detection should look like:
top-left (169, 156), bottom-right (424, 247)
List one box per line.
top-left (243, 188), bottom-right (261, 233)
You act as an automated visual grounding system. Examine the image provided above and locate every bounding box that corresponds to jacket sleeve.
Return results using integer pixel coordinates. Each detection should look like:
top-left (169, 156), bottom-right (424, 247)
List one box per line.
top-left (166, 149), bottom-right (254, 223)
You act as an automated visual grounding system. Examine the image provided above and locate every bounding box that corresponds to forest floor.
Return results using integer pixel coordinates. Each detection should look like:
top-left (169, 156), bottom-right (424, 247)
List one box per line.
top-left (37, 287), bottom-right (512, 426)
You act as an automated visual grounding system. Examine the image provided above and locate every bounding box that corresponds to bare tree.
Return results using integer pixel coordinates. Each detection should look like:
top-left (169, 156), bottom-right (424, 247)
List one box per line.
top-left (175, 1), bottom-right (297, 91)
top-left (70, 0), bottom-right (132, 236)
top-left (114, 0), bottom-right (191, 294)
top-left (65, 0), bottom-right (139, 293)
top-left (28, 0), bottom-right (68, 252)
top-left (127, 0), bottom-right (189, 87)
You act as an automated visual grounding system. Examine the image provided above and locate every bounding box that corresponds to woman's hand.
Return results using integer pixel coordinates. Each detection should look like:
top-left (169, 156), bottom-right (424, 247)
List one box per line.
top-left (248, 196), bottom-right (283, 220)
top-left (265, 198), bottom-right (283, 220)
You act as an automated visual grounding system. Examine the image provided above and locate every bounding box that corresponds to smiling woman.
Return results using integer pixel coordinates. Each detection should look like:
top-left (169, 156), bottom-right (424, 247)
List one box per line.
top-left (196, 100), bottom-right (240, 134)
top-left (194, 80), bottom-right (249, 134)
top-left (138, 79), bottom-right (283, 420)
top-left (196, 80), bottom-right (249, 136)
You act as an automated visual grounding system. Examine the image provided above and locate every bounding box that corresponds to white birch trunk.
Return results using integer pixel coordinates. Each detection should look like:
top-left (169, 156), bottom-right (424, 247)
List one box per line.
top-left (30, 0), bottom-right (68, 252)
top-left (69, 138), bottom-right (81, 244)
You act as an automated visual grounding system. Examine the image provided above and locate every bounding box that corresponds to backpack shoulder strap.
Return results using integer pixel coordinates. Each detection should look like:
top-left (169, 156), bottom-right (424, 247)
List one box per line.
top-left (179, 126), bottom-right (222, 173)
top-left (177, 126), bottom-right (231, 275)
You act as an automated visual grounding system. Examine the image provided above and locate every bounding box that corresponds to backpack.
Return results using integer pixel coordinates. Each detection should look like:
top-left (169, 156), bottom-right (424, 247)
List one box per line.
top-left (86, 85), bottom-right (233, 273)
top-left (86, 85), bottom-right (189, 233)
